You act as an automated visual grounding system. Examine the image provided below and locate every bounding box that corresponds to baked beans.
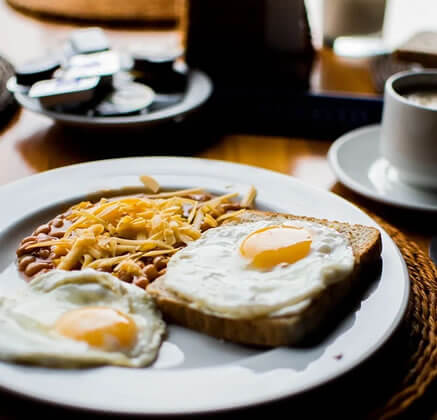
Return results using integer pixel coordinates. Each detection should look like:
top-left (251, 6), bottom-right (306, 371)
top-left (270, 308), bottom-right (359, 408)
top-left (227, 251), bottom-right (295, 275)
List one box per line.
top-left (16, 192), bottom-right (245, 289)
top-left (17, 214), bottom-right (71, 280)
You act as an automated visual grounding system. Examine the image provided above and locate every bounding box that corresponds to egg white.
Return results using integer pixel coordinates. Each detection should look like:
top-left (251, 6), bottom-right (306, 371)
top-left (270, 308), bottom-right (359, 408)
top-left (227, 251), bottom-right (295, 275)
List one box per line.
top-left (162, 219), bottom-right (355, 319)
top-left (0, 269), bottom-right (165, 367)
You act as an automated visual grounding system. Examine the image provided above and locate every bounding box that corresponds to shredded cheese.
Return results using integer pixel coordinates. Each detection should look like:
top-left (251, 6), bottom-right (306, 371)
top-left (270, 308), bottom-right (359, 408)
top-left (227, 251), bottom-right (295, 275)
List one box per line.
top-left (241, 185), bottom-right (257, 208)
top-left (139, 175), bottom-right (160, 193)
top-left (24, 176), bottom-right (255, 281)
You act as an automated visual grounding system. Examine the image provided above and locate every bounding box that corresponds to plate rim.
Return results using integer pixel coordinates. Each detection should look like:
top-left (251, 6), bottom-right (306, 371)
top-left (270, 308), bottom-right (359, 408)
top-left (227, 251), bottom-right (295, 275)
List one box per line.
top-left (0, 156), bottom-right (410, 415)
top-left (328, 124), bottom-right (437, 212)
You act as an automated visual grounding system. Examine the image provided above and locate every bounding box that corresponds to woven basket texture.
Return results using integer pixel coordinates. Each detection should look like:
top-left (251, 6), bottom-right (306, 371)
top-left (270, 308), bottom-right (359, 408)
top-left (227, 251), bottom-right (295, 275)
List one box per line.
top-left (367, 213), bottom-right (437, 419)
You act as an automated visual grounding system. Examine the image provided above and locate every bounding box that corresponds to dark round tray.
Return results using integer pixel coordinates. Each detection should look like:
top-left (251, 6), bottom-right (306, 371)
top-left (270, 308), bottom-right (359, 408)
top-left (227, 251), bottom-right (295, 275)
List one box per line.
top-left (14, 70), bottom-right (212, 128)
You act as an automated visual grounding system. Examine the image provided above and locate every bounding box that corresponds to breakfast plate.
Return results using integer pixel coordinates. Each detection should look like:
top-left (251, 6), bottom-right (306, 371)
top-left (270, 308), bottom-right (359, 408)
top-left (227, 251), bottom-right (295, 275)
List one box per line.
top-left (0, 157), bottom-right (409, 415)
top-left (328, 124), bottom-right (437, 211)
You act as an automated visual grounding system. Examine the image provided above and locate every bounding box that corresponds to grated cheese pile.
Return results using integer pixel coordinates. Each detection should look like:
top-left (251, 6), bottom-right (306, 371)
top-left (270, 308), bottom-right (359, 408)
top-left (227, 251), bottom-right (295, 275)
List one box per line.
top-left (24, 184), bottom-right (256, 283)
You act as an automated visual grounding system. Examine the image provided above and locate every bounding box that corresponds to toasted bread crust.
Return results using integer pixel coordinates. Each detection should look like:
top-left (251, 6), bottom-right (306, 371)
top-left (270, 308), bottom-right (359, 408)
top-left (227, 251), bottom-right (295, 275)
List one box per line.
top-left (147, 211), bottom-right (382, 347)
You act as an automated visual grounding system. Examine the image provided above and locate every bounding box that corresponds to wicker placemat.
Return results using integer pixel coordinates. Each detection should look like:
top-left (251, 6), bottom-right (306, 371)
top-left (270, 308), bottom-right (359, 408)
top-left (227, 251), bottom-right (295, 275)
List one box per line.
top-left (364, 212), bottom-right (437, 419)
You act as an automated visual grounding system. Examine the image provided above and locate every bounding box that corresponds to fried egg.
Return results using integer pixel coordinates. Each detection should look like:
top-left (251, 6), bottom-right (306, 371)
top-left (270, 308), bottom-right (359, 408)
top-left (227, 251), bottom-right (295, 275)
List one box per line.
top-left (161, 218), bottom-right (355, 319)
top-left (0, 269), bottom-right (165, 367)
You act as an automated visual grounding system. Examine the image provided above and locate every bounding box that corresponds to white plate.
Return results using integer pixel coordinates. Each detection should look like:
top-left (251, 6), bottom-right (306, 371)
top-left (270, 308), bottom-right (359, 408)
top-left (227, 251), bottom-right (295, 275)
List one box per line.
top-left (328, 124), bottom-right (437, 212)
top-left (0, 157), bottom-right (409, 415)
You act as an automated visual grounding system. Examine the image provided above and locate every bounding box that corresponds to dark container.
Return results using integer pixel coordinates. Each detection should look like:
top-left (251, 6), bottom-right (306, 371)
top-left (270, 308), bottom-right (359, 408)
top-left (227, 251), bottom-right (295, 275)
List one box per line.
top-left (184, 0), bottom-right (315, 90)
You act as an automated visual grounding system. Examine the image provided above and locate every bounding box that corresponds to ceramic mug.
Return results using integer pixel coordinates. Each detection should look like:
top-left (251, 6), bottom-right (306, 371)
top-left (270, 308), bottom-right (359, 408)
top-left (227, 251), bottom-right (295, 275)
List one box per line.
top-left (381, 70), bottom-right (437, 189)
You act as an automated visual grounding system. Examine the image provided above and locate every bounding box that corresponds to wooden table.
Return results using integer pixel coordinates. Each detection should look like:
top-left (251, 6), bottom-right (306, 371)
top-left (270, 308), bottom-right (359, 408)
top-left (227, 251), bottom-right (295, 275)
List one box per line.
top-left (0, 1), bottom-right (436, 418)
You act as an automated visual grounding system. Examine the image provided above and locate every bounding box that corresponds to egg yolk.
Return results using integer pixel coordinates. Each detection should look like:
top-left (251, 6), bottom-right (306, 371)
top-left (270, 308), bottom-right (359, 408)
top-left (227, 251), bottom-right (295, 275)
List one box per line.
top-left (239, 225), bottom-right (312, 269)
top-left (54, 307), bottom-right (138, 352)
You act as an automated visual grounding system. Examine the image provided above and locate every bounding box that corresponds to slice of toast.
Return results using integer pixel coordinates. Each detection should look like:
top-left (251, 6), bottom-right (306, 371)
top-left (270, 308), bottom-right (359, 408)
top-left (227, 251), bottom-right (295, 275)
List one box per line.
top-left (147, 210), bottom-right (382, 347)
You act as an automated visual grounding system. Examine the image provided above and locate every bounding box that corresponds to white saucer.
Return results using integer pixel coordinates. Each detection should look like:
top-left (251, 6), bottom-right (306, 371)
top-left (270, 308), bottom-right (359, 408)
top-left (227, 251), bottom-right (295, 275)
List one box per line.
top-left (328, 124), bottom-right (437, 212)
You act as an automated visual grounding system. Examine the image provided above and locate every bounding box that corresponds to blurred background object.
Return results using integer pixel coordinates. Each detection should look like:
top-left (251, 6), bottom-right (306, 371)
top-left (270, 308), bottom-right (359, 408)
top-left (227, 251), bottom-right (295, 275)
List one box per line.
top-left (185, 0), bottom-right (314, 90)
top-left (328, 0), bottom-right (387, 57)
top-left (185, 0), bottom-right (325, 137)
top-left (394, 32), bottom-right (437, 67)
top-left (322, 0), bottom-right (386, 45)
top-left (306, 0), bottom-right (437, 58)
top-left (306, 0), bottom-right (437, 94)
top-left (307, 0), bottom-right (388, 57)
top-left (0, 56), bottom-right (17, 128)
top-left (6, 0), bottom-right (184, 23)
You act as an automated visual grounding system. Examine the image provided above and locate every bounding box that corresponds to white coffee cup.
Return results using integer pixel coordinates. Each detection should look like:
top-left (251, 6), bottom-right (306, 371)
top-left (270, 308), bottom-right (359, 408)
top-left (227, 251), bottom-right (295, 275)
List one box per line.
top-left (381, 70), bottom-right (437, 190)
